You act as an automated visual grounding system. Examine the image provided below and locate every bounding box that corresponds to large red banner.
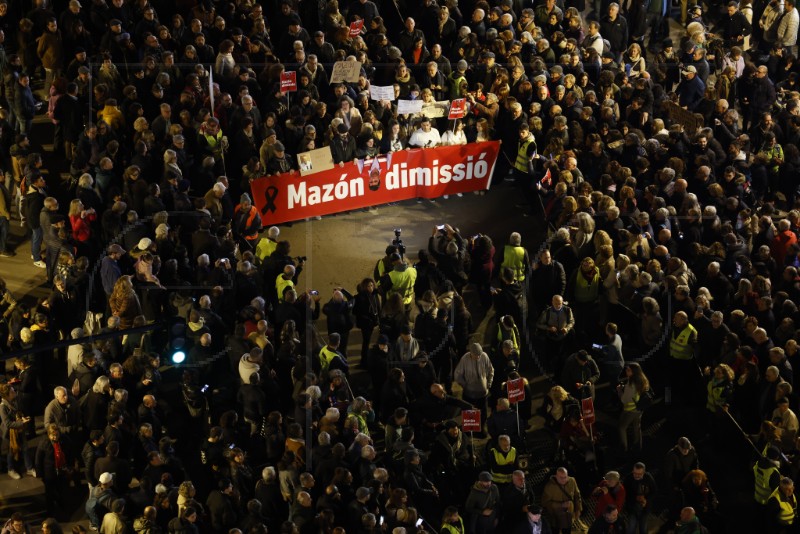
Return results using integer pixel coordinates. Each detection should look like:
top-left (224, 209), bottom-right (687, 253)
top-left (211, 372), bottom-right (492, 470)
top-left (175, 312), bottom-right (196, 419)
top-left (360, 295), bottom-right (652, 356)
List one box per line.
top-left (251, 141), bottom-right (500, 225)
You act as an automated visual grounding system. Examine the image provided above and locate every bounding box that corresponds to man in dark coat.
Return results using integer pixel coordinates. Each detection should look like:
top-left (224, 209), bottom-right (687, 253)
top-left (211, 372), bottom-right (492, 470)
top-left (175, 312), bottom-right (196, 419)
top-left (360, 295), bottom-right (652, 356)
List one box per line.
top-left (207, 478), bottom-right (239, 531)
top-left (53, 83), bottom-right (84, 160)
top-left (36, 424), bottom-right (78, 519)
top-left (600, 3), bottom-right (628, 58)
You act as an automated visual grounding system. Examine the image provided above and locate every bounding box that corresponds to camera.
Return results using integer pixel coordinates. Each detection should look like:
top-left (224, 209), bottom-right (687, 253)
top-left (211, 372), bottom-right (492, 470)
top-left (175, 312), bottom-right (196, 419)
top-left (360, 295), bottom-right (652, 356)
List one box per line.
top-left (201, 384), bottom-right (209, 393)
top-left (295, 256), bottom-right (307, 263)
top-left (310, 290), bottom-right (319, 296)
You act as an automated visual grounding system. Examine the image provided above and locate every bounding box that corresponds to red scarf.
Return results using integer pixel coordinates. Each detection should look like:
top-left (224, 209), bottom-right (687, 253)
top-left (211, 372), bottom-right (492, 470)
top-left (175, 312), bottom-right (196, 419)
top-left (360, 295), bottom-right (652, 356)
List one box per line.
top-left (53, 441), bottom-right (66, 470)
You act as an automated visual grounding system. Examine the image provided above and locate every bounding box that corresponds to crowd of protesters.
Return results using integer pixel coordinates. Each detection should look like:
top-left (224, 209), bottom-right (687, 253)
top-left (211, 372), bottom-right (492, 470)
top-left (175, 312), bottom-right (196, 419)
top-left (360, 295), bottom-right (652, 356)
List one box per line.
top-left (2, 0), bottom-right (800, 531)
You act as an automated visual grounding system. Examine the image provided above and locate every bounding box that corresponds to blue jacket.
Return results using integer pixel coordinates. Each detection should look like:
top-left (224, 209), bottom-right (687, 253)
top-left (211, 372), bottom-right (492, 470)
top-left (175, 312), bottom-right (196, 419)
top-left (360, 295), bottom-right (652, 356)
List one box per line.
top-left (677, 75), bottom-right (706, 111)
top-left (14, 83), bottom-right (35, 119)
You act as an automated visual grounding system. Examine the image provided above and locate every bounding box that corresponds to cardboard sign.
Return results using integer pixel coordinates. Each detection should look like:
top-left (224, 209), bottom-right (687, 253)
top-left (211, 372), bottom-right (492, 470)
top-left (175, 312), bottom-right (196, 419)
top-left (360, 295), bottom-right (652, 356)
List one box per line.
top-left (280, 71), bottom-right (297, 92)
top-left (330, 60), bottom-right (362, 83)
top-left (582, 397), bottom-right (595, 425)
top-left (297, 146), bottom-right (335, 176)
top-left (462, 409), bottom-right (482, 433)
top-left (397, 99), bottom-right (423, 115)
top-left (448, 98), bottom-right (467, 119)
top-left (369, 85), bottom-right (396, 101)
top-left (507, 378), bottom-right (525, 404)
top-left (349, 19), bottom-right (364, 37)
top-left (251, 141), bottom-right (500, 224)
top-left (421, 101), bottom-right (449, 118)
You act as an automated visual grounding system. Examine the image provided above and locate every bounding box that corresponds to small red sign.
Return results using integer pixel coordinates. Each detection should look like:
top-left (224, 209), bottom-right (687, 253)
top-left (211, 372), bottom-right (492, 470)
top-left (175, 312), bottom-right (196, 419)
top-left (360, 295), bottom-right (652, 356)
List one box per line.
top-left (507, 378), bottom-right (525, 404)
top-left (349, 19), bottom-right (364, 37)
top-left (280, 71), bottom-right (297, 92)
top-left (581, 397), bottom-right (595, 425)
top-left (462, 409), bottom-right (481, 432)
top-left (448, 98), bottom-right (467, 119)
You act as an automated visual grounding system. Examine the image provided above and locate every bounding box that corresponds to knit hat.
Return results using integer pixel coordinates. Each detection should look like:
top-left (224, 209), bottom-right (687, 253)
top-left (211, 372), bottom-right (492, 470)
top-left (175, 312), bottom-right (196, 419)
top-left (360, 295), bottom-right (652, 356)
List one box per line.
top-left (240, 193), bottom-right (252, 204)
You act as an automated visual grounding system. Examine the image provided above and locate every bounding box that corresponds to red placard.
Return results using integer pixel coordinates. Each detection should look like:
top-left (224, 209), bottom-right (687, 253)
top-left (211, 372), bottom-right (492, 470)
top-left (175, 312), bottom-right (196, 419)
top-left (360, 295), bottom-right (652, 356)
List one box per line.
top-left (448, 98), bottom-right (467, 119)
top-left (251, 141), bottom-right (500, 224)
top-left (280, 71), bottom-right (297, 92)
top-left (581, 397), bottom-right (595, 425)
top-left (462, 410), bottom-right (481, 432)
top-left (349, 19), bottom-right (364, 37)
top-left (507, 378), bottom-right (525, 404)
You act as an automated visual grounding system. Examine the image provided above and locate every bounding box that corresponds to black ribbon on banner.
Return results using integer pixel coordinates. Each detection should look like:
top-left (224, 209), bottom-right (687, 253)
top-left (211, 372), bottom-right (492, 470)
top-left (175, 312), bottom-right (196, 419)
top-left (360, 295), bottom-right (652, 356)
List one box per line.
top-left (261, 185), bottom-right (278, 214)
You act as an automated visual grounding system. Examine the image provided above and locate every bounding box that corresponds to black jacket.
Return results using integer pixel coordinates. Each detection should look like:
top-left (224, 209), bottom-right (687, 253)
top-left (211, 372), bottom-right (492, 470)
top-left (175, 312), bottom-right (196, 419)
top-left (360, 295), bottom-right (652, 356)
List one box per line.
top-left (35, 436), bottom-right (75, 480)
top-left (206, 490), bottom-right (238, 531)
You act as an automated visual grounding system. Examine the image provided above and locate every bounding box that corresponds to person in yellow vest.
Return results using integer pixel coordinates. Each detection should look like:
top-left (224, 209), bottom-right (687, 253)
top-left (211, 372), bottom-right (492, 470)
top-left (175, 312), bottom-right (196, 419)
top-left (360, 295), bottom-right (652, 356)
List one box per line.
top-left (754, 446), bottom-right (782, 513)
top-left (616, 362), bottom-right (650, 455)
top-left (500, 232), bottom-right (531, 283)
top-left (488, 434), bottom-right (517, 486)
top-left (496, 315), bottom-right (520, 354)
top-left (276, 264), bottom-right (296, 303)
top-left (567, 257), bottom-right (601, 339)
top-left (703, 364), bottom-right (734, 440)
top-left (379, 253), bottom-right (417, 311)
top-left (319, 332), bottom-right (349, 378)
top-left (198, 116), bottom-right (228, 168)
top-left (440, 505), bottom-right (465, 534)
top-left (374, 245), bottom-right (398, 281)
top-left (512, 123), bottom-right (541, 215)
top-left (255, 226), bottom-right (280, 265)
top-left (513, 123), bottom-right (537, 177)
top-left (767, 477), bottom-right (798, 533)
top-left (668, 311), bottom-right (697, 407)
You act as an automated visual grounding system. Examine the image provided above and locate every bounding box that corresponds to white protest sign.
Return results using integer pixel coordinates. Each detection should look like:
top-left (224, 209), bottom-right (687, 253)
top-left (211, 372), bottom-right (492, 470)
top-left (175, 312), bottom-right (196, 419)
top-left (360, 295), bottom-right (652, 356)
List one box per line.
top-left (369, 85), bottom-right (395, 101)
top-left (397, 99), bottom-right (423, 115)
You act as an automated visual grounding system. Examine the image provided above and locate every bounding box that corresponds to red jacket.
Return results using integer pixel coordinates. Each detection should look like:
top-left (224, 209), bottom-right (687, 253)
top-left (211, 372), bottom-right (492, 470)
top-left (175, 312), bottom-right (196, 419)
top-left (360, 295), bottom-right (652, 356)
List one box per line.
top-left (771, 230), bottom-right (798, 268)
top-left (69, 212), bottom-right (96, 242)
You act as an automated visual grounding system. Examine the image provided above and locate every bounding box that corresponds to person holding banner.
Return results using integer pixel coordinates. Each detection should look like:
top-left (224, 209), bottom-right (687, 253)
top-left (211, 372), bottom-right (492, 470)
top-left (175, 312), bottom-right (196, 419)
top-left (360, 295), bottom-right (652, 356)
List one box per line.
top-left (408, 117), bottom-right (442, 148)
top-left (441, 121), bottom-right (467, 146)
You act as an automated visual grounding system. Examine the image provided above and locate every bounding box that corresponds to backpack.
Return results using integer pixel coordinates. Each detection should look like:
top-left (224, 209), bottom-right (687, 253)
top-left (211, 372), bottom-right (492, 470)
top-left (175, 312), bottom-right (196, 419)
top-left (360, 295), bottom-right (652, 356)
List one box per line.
top-left (636, 387), bottom-right (655, 411)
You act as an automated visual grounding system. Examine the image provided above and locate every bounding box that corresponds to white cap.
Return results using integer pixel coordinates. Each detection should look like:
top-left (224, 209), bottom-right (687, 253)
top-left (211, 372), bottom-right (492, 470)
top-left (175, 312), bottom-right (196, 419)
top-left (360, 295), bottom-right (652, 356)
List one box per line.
top-left (137, 237), bottom-right (152, 250)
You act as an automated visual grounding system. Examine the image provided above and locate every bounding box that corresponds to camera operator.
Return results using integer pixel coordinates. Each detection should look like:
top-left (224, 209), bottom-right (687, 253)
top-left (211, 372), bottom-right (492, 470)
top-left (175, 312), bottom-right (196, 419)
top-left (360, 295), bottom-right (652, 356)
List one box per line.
top-left (427, 224), bottom-right (469, 293)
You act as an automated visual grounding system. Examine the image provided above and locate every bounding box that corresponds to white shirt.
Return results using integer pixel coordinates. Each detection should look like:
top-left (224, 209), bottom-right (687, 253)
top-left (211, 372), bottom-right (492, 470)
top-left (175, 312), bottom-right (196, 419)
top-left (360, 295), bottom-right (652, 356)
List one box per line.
top-left (441, 129), bottom-right (467, 146)
top-left (409, 127), bottom-right (441, 148)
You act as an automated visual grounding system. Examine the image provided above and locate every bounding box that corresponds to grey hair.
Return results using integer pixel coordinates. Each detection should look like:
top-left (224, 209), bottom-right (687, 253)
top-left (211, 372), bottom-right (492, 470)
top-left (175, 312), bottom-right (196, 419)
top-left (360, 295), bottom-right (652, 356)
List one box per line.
top-left (78, 173), bottom-right (94, 188)
top-left (93, 375), bottom-right (110, 393)
top-left (262, 466), bottom-right (276, 481)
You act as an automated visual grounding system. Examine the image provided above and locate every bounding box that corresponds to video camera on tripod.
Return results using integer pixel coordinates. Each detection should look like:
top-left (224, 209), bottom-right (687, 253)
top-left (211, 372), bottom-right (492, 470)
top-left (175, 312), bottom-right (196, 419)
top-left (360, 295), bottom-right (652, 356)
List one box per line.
top-left (392, 228), bottom-right (406, 259)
